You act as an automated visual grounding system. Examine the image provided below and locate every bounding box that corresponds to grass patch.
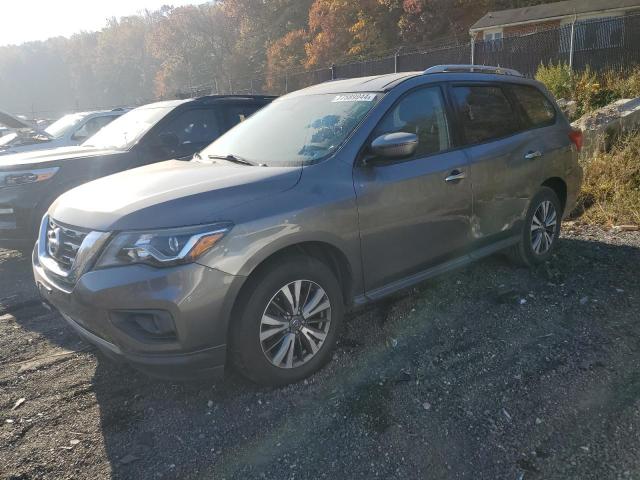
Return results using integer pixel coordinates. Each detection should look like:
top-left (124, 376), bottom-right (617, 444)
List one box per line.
top-left (536, 63), bottom-right (640, 120)
top-left (574, 133), bottom-right (640, 226)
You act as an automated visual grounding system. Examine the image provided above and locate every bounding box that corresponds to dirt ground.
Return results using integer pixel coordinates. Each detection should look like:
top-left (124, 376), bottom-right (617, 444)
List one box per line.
top-left (1, 224), bottom-right (640, 480)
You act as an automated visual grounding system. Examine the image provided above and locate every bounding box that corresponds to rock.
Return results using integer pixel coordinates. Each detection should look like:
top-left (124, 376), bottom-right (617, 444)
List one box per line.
top-left (207, 400), bottom-right (214, 408)
top-left (572, 97), bottom-right (640, 154)
top-left (580, 296), bottom-right (589, 305)
top-left (70, 439), bottom-right (80, 446)
top-left (613, 225), bottom-right (639, 232)
top-left (557, 98), bottom-right (577, 119)
top-left (422, 401), bottom-right (431, 411)
top-left (11, 398), bottom-right (26, 411)
top-left (502, 408), bottom-right (512, 421)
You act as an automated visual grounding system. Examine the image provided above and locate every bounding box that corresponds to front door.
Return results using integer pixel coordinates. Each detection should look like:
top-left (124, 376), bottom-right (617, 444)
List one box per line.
top-left (354, 86), bottom-right (473, 293)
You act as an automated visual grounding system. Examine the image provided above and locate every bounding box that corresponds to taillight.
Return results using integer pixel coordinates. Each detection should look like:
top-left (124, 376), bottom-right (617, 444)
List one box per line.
top-left (568, 129), bottom-right (583, 152)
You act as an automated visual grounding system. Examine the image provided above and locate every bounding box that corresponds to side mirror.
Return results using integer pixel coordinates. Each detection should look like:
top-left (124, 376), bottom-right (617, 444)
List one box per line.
top-left (369, 132), bottom-right (418, 160)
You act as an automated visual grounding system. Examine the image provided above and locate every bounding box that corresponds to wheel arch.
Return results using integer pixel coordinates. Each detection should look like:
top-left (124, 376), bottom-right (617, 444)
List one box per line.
top-left (541, 177), bottom-right (567, 213)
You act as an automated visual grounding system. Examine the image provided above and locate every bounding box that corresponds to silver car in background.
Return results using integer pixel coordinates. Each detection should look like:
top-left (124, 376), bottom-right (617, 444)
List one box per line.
top-left (0, 108), bottom-right (128, 156)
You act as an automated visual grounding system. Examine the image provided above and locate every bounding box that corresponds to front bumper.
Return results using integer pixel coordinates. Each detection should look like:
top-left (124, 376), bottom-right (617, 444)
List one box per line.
top-left (33, 247), bottom-right (244, 380)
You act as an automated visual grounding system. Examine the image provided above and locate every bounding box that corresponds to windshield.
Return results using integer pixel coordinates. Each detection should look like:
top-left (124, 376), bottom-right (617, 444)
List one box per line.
top-left (201, 92), bottom-right (381, 166)
top-left (45, 113), bottom-right (88, 138)
top-left (83, 106), bottom-right (173, 150)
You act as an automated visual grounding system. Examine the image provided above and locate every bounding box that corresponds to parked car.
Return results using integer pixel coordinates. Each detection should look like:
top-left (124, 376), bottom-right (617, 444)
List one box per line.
top-left (0, 109), bottom-right (129, 156)
top-left (0, 95), bottom-right (274, 244)
top-left (33, 65), bottom-right (582, 386)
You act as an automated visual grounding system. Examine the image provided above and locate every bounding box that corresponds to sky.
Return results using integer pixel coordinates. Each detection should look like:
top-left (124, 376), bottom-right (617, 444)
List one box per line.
top-left (0, 0), bottom-right (198, 46)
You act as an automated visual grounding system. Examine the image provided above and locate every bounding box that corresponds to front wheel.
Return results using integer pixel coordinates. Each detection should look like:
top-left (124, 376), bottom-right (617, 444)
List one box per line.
top-left (229, 255), bottom-right (344, 386)
top-left (509, 187), bottom-right (562, 266)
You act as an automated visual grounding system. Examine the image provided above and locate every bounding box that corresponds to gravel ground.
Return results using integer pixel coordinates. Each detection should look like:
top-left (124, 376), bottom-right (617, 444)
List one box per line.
top-left (1, 224), bottom-right (640, 480)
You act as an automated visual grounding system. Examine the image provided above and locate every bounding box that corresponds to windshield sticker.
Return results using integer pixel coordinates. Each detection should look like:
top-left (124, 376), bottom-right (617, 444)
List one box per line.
top-left (332, 93), bottom-right (377, 103)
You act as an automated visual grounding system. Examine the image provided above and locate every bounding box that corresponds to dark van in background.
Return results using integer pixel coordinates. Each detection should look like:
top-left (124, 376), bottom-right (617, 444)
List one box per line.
top-left (0, 95), bottom-right (274, 244)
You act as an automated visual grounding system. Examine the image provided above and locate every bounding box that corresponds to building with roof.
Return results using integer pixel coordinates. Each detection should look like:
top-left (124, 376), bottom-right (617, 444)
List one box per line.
top-left (470, 0), bottom-right (640, 51)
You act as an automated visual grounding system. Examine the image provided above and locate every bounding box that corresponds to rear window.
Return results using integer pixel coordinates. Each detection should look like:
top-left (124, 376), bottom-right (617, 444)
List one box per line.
top-left (452, 85), bottom-right (520, 145)
top-left (511, 85), bottom-right (556, 128)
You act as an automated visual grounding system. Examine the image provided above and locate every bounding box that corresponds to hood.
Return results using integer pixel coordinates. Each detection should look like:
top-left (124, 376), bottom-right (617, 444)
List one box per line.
top-left (0, 145), bottom-right (122, 169)
top-left (51, 160), bottom-right (303, 231)
top-left (0, 131), bottom-right (54, 153)
top-left (0, 110), bottom-right (34, 130)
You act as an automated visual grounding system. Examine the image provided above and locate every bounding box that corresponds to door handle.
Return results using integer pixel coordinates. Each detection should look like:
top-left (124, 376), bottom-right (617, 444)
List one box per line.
top-left (524, 150), bottom-right (543, 160)
top-left (445, 170), bottom-right (466, 183)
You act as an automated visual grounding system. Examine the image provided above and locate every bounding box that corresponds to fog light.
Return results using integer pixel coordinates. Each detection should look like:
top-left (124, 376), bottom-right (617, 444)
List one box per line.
top-left (110, 310), bottom-right (177, 341)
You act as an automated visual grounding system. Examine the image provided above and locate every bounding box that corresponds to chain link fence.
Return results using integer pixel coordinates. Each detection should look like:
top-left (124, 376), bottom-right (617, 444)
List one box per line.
top-left (182, 13), bottom-right (640, 98)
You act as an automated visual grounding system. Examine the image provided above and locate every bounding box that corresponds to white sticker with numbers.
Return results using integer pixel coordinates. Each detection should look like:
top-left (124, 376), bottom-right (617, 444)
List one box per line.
top-left (332, 93), bottom-right (377, 102)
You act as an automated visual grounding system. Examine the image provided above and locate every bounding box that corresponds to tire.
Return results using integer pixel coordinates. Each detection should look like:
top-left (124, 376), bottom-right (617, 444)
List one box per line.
top-left (229, 254), bottom-right (344, 386)
top-left (509, 187), bottom-right (562, 267)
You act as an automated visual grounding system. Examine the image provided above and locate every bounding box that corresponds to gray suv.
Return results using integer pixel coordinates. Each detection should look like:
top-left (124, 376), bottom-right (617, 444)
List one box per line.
top-left (33, 65), bottom-right (583, 386)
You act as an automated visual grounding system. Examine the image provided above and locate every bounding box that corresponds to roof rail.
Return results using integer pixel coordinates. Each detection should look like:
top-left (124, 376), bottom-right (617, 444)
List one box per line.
top-left (423, 65), bottom-right (523, 77)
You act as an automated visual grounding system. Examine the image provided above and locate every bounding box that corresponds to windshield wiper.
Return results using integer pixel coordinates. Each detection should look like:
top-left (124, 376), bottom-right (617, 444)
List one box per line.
top-left (207, 154), bottom-right (261, 166)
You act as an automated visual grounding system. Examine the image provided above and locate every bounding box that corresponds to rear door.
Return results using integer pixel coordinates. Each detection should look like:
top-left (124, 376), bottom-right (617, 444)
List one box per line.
top-left (449, 83), bottom-right (540, 246)
top-left (354, 85), bottom-right (473, 293)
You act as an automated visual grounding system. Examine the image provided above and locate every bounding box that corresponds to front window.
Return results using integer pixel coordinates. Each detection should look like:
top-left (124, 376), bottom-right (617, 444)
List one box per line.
top-left (201, 93), bottom-right (381, 167)
top-left (83, 106), bottom-right (174, 150)
top-left (373, 87), bottom-right (450, 157)
top-left (44, 113), bottom-right (88, 138)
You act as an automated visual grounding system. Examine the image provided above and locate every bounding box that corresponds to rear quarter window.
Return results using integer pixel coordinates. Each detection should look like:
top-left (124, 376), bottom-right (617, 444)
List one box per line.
top-left (452, 85), bottom-right (520, 145)
top-left (511, 85), bottom-right (556, 128)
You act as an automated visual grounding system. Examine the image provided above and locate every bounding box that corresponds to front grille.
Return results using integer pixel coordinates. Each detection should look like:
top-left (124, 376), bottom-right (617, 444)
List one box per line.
top-left (45, 218), bottom-right (88, 272)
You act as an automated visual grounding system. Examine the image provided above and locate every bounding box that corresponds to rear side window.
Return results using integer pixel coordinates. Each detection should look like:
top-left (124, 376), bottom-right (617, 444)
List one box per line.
top-left (452, 86), bottom-right (520, 145)
top-left (511, 85), bottom-right (556, 128)
top-left (373, 86), bottom-right (450, 157)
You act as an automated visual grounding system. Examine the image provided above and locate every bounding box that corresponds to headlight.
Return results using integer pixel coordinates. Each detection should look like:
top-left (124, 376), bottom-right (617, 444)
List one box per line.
top-left (0, 167), bottom-right (59, 187)
top-left (95, 223), bottom-right (232, 269)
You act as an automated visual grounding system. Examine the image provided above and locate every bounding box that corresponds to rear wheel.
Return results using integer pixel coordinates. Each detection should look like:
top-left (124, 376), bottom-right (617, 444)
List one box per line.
top-left (230, 255), bottom-right (343, 386)
top-left (509, 187), bottom-right (562, 266)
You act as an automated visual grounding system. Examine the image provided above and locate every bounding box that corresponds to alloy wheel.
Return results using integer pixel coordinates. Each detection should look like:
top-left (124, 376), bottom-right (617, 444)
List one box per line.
top-left (259, 280), bottom-right (332, 369)
top-left (531, 200), bottom-right (557, 255)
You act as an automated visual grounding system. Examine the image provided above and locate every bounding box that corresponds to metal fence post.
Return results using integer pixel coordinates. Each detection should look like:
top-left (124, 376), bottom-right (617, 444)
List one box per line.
top-left (285, 72), bottom-right (288, 94)
top-left (331, 63), bottom-right (336, 80)
top-left (214, 77), bottom-right (219, 94)
top-left (471, 36), bottom-right (475, 65)
top-left (569, 15), bottom-right (576, 70)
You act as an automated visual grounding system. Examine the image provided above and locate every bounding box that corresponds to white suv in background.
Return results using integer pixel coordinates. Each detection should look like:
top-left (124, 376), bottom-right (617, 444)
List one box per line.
top-left (0, 108), bottom-right (129, 156)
